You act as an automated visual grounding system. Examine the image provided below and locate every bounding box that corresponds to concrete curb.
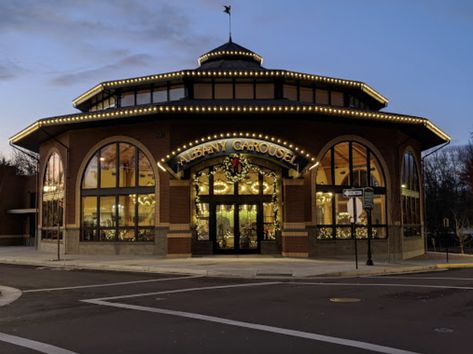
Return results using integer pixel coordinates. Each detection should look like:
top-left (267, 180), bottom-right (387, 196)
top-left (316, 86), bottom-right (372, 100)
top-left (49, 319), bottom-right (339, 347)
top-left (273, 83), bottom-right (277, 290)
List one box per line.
top-left (436, 263), bottom-right (473, 269)
top-left (0, 258), bottom-right (453, 279)
top-left (318, 265), bottom-right (440, 278)
top-left (0, 286), bottom-right (22, 307)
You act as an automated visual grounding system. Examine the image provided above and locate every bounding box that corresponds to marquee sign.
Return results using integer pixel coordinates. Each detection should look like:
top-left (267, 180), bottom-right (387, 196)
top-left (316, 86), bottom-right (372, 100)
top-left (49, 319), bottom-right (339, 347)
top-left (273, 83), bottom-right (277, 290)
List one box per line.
top-left (166, 138), bottom-right (310, 173)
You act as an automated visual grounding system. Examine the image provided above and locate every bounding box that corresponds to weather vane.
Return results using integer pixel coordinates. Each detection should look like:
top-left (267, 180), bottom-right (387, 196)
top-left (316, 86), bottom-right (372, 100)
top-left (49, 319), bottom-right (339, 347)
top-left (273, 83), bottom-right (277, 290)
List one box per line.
top-left (223, 5), bottom-right (232, 42)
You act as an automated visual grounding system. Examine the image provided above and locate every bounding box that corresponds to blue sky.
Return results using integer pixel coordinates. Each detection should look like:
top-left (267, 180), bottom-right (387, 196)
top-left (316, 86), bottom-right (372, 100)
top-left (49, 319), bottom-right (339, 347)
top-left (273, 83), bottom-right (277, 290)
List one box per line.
top-left (1, 0), bottom-right (472, 156)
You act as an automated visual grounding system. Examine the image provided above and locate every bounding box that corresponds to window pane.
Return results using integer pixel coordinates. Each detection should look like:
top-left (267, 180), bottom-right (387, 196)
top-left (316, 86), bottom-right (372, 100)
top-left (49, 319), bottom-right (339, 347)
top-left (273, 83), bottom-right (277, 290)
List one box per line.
top-left (195, 203), bottom-right (209, 240)
top-left (316, 149), bottom-right (332, 185)
top-left (42, 153), bottom-right (64, 239)
top-left (255, 83), bottom-right (274, 99)
top-left (118, 229), bottom-right (136, 242)
top-left (194, 83), bottom-right (212, 99)
top-left (153, 87), bottom-right (167, 103)
top-left (331, 91), bottom-right (344, 106)
top-left (121, 92), bottom-right (134, 107)
top-left (136, 90), bottom-right (151, 105)
top-left (352, 143), bottom-right (368, 187)
top-left (106, 96), bottom-right (116, 109)
top-left (335, 193), bottom-right (350, 225)
top-left (137, 229), bottom-right (154, 241)
top-left (138, 194), bottom-right (155, 226)
top-left (334, 143), bottom-right (350, 185)
top-left (316, 191), bottom-right (333, 225)
top-left (100, 144), bottom-right (117, 188)
top-left (235, 82), bottom-right (254, 99)
top-left (196, 170), bottom-right (209, 195)
top-left (119, 143), bottom-right (136, 188)
top-left (336, 226), bottom-right (352, 239)
top-left (263, 202), bottom-right (276, 240)
top-left (213, 170), bottom-right (234, 195)
top-left (370, 154), bottom-right (385, 187)
top-left (283, 85), bottom-right (297, 101)
top-left (238, 170), bottom-right (259, 195)
top-left (118, 195), bottom-right (135, 227)
top-left (315, 89), bottom-right (329, 105)
top-left (169, 85), bottom-right (185, 101)
top-left (138, 151), bottom-right (155, 187)
top-left (372, 195), bottom-right (386, 225)
top-left (263, 174), bottom-right (275, 195)
top-left (100, 229), bottom-right (116, 241)
top-left (215, 82), bottom-right (233, 99)
top-left (300, 86), bottom-right (314, 103)
top-left (82, 197), bottom-right (97, 228)
top-left (99, 196), bottom-right (116, 228)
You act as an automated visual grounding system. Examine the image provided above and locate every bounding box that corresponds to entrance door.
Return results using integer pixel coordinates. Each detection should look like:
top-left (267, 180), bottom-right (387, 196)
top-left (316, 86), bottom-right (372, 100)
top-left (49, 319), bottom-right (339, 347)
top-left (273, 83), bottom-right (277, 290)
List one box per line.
top-left (215, 203), bottom-right (260, 253)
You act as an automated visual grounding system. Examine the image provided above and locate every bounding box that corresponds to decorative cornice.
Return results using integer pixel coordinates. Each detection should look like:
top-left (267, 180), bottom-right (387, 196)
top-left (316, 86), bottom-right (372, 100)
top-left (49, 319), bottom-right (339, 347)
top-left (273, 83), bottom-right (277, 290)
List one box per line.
top-left (9, 103), bottom-right (449, 145)
top-left (197, 50), bottom-right (264, 65)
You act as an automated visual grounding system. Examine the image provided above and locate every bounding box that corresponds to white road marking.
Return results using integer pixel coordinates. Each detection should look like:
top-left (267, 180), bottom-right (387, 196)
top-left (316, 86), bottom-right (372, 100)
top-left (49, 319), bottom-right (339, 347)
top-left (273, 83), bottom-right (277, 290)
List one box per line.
top-left (0, 286), bottom-right (22, 306)
top-left (23, 275), bottom-right (203, 293)
top-left (368, 276), bottom-right (473, 281)
top-left (291, 282), bottom-right (473, 290)
top-left (0, 332), bottom-right (78, 354)
top-left (86, 281), bottom-right (281, 301)
top-left (83, 299), bottom-right (419, 354)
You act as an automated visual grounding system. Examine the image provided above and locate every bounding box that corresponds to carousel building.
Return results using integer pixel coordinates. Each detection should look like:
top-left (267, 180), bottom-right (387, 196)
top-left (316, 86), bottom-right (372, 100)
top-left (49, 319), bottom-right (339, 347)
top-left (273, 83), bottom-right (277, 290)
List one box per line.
top-left (10, 40), bottom-right (449, 259)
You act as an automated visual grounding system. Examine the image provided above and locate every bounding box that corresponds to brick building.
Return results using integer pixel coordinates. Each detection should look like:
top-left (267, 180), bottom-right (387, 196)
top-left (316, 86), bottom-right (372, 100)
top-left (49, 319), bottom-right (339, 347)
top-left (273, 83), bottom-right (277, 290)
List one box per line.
top-left (0, 165), bottom-right (36, 245)
top-left (10, 40), bottom-right (449, 259)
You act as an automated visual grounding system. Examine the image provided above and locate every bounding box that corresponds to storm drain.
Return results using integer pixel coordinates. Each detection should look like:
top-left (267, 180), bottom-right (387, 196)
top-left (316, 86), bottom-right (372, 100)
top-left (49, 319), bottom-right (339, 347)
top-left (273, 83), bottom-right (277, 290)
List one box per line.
top-left (329, 297), bottom-right (361, 303)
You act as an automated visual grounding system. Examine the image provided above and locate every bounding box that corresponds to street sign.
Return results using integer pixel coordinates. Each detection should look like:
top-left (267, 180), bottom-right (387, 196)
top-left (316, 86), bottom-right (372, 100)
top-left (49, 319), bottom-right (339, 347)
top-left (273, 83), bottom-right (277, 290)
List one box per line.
top-left (347, 197), bottom-right (363, 223)
top-left (343, 188), bottom-right (364, 198)
top-left (363, 187), bottom-right (374, 210)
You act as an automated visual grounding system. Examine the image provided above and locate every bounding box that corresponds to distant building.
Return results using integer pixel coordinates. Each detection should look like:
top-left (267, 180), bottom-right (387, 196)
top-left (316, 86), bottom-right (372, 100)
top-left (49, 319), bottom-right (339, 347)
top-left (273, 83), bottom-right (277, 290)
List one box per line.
top-left (10, 40), bottom-right (449, 259)
top-left (0, 165), bottom-right (36, 245)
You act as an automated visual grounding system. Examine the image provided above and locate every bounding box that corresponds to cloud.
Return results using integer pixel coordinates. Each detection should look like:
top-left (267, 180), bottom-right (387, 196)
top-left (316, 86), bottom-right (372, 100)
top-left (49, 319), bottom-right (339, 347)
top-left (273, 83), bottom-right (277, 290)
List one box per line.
top-left (0, 0), bottom-right (218, 81)
top-left (0, 61), bottom-right (25, 81)
top-left (0, 1), bottom-right (215, 50)
top-left (49, 53), bottom-right (156, 86)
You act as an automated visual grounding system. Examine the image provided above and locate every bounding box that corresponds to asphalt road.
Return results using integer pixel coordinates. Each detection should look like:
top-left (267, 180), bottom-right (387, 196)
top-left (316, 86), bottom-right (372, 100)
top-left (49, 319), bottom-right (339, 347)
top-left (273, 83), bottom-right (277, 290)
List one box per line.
top-left (0, 264), bottom-right (472, 354)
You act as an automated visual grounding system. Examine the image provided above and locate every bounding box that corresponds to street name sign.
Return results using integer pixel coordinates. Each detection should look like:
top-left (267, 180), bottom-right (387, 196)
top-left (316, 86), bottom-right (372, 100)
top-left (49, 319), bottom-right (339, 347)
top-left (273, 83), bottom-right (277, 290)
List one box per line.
top-left (343, 188), bottom-right (364, 198)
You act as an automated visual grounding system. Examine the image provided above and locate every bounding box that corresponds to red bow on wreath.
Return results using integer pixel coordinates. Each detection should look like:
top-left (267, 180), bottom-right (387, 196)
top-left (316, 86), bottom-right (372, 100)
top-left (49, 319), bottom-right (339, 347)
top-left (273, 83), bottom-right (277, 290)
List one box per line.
top-left (230, 157), bottom-right (240, 172)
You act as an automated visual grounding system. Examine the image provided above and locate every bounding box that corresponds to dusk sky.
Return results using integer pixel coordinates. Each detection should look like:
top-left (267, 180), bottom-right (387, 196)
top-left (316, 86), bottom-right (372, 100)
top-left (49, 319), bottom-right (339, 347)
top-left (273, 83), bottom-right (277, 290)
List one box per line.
top-left (1, 0), bottom-right (472, 156)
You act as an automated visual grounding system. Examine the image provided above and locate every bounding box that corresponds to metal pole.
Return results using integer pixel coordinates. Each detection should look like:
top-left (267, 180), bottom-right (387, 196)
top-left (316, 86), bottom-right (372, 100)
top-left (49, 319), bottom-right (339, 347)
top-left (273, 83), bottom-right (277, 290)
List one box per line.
top-left (366, 208), bottom-right (374, 265)
top-left (446, 230), bottom-right (449, 264)
top-left (353, 198), bottom-right (358, 270)
top-left (57, 190), bottom-right (61, 261)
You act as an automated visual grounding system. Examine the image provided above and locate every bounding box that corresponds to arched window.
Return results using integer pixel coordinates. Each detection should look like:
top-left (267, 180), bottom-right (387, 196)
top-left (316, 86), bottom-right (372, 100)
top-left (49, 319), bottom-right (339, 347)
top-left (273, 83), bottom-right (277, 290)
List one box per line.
top-left (42, 152), bottom-right (64, 239)
top-left (81, 142), bottom-right (156, 242)
top-left (401, 152), bottom-right (421, 236)
top-left (315, 141), bottom-right (387, 239)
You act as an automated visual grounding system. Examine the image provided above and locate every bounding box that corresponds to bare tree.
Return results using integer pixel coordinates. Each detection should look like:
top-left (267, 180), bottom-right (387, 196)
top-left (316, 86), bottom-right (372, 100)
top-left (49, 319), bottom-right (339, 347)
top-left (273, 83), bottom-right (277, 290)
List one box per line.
top-left (424, 143), bottom-right (473, 253)
top-left (10, 148), bottom-right (38, 176)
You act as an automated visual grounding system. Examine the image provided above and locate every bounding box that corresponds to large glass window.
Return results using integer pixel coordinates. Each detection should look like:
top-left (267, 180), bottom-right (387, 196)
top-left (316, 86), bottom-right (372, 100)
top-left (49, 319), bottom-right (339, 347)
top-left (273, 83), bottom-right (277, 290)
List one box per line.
top-left (81, 143), bottom-right (156, 242)
top-left (42, 152), bottom-right (64, 239)
top-left (401, 152), bottom-right (421, 237)
top-left (316, 141), bottom-right (387, 239)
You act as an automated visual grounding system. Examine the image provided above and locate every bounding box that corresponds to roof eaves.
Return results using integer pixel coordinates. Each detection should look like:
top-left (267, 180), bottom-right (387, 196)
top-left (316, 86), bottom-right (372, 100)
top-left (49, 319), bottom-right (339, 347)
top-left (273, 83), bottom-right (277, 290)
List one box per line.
top-left (10, 104), bottom-right (449, 146)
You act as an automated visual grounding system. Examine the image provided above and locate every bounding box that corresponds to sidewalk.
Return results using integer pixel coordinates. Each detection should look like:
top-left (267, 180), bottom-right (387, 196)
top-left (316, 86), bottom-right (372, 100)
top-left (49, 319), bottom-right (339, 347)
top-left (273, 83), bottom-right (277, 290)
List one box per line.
top-left (0, 246), bottom-right (472, 279)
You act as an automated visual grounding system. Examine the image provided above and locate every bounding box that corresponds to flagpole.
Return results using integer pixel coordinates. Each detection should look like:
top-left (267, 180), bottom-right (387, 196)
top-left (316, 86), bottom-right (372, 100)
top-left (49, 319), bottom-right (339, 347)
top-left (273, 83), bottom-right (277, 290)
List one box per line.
top-left (229, 10), bottom-right (232, 42)
top-left (224, 5), bottom-right (232, 42)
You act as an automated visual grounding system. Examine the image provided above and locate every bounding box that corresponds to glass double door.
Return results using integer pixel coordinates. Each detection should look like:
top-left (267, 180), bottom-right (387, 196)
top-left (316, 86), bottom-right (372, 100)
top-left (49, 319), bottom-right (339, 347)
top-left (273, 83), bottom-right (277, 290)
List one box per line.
top-left (213, 202), bottom-right (262, 253)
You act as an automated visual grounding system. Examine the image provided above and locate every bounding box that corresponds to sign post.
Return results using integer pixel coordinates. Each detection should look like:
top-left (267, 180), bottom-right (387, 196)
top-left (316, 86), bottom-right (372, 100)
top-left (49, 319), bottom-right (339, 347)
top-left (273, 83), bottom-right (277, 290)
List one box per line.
top-left (364, 187), bottom-right (374, 266)
top-left (344, 188), bottom-right (364, 270)
top-left (443, 217), bottom-right (450, 263)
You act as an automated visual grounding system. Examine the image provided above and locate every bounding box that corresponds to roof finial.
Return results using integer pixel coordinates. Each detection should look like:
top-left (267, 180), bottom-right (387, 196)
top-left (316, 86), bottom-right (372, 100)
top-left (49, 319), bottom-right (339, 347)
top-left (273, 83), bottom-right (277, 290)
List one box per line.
top-left (223, 5), bottom-right (232, 42)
